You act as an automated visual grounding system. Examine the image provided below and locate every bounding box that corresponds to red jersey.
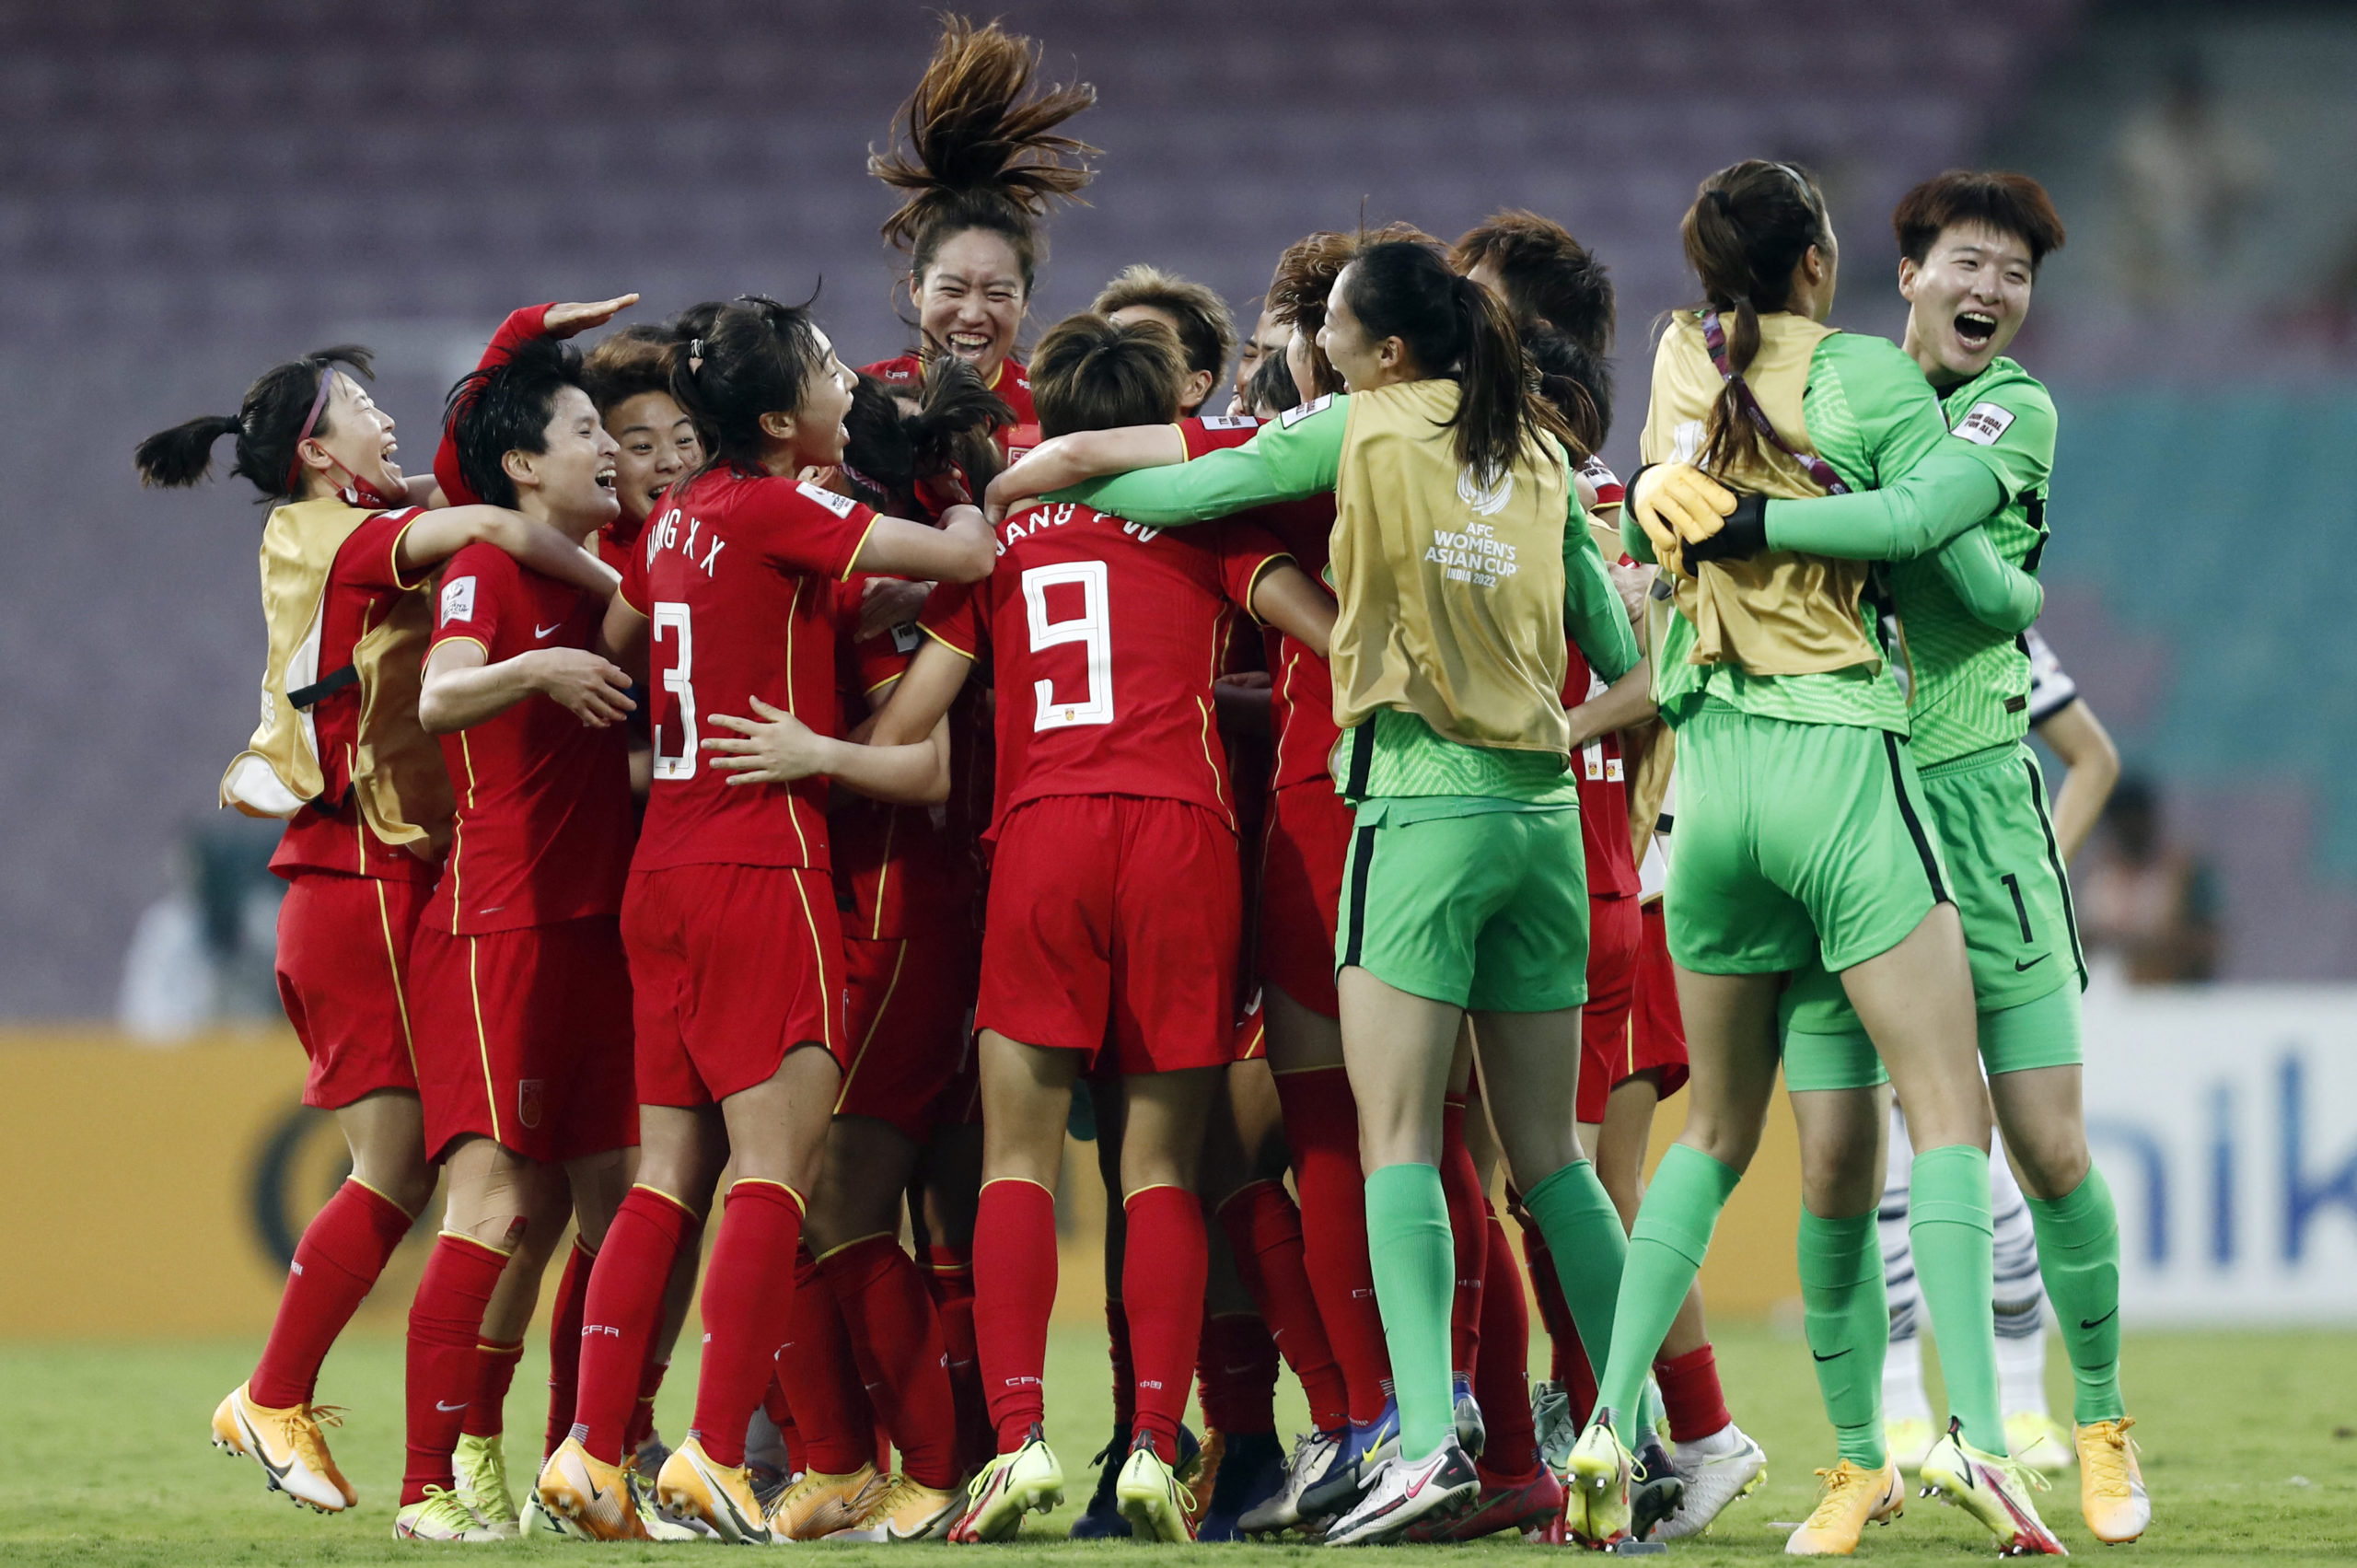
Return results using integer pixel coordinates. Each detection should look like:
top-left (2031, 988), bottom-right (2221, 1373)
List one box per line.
top-left (424, 544), bottom-right (633, 933)
top-left (919, 501), bottom-right (1287, 836)
top-left (1578, 454), bottom-right (1626, 510)
top-left (1176, 416), bottom-right (1341, 792)
top-left (1562, 640), bottom-right (1638, 900)
top-left (828, 580), bottom-right (975, 937)
top-left (433, 304), bottom-right (553, 508)
top-left (270, 507), bottom-right (445, 885)
top-left (621, 467), bottom-right (877, 872)
top-left (861, 352), bottom-right (1038, 458)
top-left (598, 510), bottom-right (647, 576)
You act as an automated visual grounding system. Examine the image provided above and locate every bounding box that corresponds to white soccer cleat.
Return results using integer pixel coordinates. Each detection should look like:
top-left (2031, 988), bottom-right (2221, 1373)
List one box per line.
top-left (1239, 1427), bottom-right (1346, 1535)
top-left (211, 1383), bottom-right (355, 1514)
top-left (1653, 1420), bottom-right (1767, 1539)
top-left (1321, 1437), bottom-right (1480, 1546)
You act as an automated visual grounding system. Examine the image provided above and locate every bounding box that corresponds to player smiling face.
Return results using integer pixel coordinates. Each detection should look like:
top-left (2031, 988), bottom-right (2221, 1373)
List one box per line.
top-left (777, 326), bottom-right (858, 470)
top-left (508, 384), bottom-right (621, 538)
top-left (303, 372), bottom-right (404, 501)
top-left (1900, 219), bottom-right (2035, 385)
top-left (916, 228), bottom-right (1026, 386)
top-left (605, 389), bottom-right (700, 526)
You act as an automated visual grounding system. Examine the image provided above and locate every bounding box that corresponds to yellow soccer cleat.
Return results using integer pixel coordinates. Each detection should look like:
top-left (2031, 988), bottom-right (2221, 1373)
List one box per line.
top-left (656, 1435), bottom-right (773, 1544)
top-left (211, 1383), bottom-right (355, 1514)
top-left (1920, 1420), bottom-right (2068, 1556)
top-left (1784, 1460), bottom-right (1904, 1556)
top-left (451, 1433), bottom-right (518, 1539)
top-left (1115, 1434), bottom-right (1199, 1543)
top-left (2075, 1418), bottom-right (2150, 1544)
top-left (2008, 1412), bottom-right (2076, 1476)
top-left (1564, 1415), bottom-right (1635, 1548)
top-left (768, 1460), bottom-right (888, 1541)
top-left (536, 1435), bottom-right (649, 1541)
top-left (1885, 1416), bottom-right (1937, 1474)
top-left (391, 1484), bottom-right (504, 1542)
top-left (830, 1473), bottom-right (965, 1543)
top-left (949, 1423), bottom-right (1065, 1543)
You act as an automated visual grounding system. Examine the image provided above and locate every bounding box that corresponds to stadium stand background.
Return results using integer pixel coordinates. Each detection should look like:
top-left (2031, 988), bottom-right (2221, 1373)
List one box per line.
top-left (1, 0), bottom-right (2349, 1016)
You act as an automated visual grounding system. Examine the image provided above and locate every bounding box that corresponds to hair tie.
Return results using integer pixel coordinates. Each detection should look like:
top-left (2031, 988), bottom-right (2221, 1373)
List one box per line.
top-left (689, 338), bottom-right (706, 362)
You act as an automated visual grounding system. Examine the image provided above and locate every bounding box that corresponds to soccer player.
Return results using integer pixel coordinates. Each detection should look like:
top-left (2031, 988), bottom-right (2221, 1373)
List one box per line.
top-left (393, 336), bottom-right (643, 1542)
top-left (138, 348), bottom-right (617, 1516)
top-left (1030, 238), bottom-right (1646, 1545)
top-left (1665, 171), bottom-right (2141, 1549)
top-left (858, 312), bottom-right (1336, 1544)
top-left (1596, 159), bottom-right (2064, 1554)
top-left (1226, 302), bottom-right (1291, 414)
top-left (1093, 264), bottom-right (1237, 418)
top-left (861, 15), bottom-right (1097, 447)
top-left (532, 296), bottom-right (993, 1543)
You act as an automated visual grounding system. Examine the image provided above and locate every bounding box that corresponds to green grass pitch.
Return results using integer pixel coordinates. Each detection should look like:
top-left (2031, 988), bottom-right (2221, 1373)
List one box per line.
top-left (4, 1324), bottom-right (2351, 1563)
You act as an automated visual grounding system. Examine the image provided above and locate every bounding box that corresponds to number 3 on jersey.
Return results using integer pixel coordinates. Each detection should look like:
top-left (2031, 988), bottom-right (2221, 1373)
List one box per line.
top-left (1023, 561), bottom-right (1113, 731)
top-left (652, 601), bottom-right (696, 779)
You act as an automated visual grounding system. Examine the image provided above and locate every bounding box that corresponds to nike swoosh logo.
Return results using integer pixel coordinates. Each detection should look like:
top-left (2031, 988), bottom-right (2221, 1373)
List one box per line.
top-left (256, 1443), bottom-right (294, 1482)
top-left (436, 1400), bottom-right (469, 1411)
top-left (535, 621), bottom-right (564, 638)
top-left (1812, 1348), bottom-right (1852, 1363)
top-left (2080, 1306), bottom-right (2119, 1330)
top-left (2014, 954), bottom-right (2050, 971)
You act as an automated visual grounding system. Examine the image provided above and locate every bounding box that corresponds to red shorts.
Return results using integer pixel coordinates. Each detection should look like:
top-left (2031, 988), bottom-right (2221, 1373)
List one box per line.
top-left (411, 914), bottom-right (638, 1163)
top-left (623, 863), bottom-right (849, 1108)
top-left (1257, 781), bottom-right (1352, 1018)
top-left (1578, 898), bottom-right (1689, 1122)
top-left (274, 872), bottom-right (428, 1109)
top-left (976, 795), bottom-right (1238, 1076)
top-left (835, 925), bottom-right (980, 1143)
top-left (1233, 985), bottom-right (1267, 1062)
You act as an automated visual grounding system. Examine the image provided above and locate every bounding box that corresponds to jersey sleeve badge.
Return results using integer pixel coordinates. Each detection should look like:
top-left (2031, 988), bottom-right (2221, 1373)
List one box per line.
top-left (1280, 393), bottom-right (1336, 429)
top-left (440, 575), bottom-right (476, 625)
top-left (796, 480), bottom-right (860, 518)
top-left (1952, 401), bottom-right (2017, 446)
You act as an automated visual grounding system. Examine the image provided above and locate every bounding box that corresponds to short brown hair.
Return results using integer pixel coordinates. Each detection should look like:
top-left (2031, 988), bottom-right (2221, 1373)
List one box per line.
top-left (1450, 209), bottom-right (1614, 355)
top-left (1269, 222), bottom-right (1437, 399)
top-left (1892, 170), bottom-right (2066, 272)
top-left (1029, 312), bottom-right (1186, 438)
top-left (581, 325), bottom-right (680, 417)
top-left (1091, 264), bottom-right (1236, 382)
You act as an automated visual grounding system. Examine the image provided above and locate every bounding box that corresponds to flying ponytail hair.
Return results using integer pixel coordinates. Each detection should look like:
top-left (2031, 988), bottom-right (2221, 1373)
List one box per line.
top-left (1339, 239), bottom-right (1569, 488)
top-left (1679, 159), bottom-right (1831, 475)
top-left (869, 14), bottom-right (1097, 296)
top-left (134, 345), bottom-right (377, 503)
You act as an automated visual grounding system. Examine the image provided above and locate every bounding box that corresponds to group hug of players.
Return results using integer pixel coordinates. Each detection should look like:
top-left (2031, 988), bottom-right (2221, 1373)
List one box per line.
top-left (140, 15), bottom-right (2149, 1555)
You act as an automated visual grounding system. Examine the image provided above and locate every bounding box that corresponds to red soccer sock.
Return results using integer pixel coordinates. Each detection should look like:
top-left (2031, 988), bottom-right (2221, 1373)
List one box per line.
top-left (777, 1249), bottom-right (877, 1474)
top-left (973, 1179), bottom-right (1059, 1452)
top-left (1122, 1184), bottom-right (1209, 1462)
top-left (401, 1231), bottom-right (513, 1505)
top-left (818, 1235), bottom-right (958, 1488)
top-left (689, 1179), bottom-right (807, 1470)
top-left (1216, 1179), bottom-right (1350, 1433)
top-left (1272, 1066), bottom-right (1392, 1423)
top-left (1106, 1297), bottom-right (1136, 1433)
top-left (1440, 1098), bottom-right (1488, 1378)
top-left (1654, 1342), bottom-right (1733, 1443)
top-left (460, 1338), bottom-right (524, 1440)
top-left (1515, 1207), bottom-right (1594, 1421)
top-left (1474, 1209), bottom-right (1541, 1483)
top-left (250, 1179), bottom-right (413, 1409)
top-left (540, 1237), bottom-right (592, 1458)
top-left (575, 1185), bottom-right (696, 1464)
top-left (923, 1242), bottom-right (990, 1473)
top-left (1198, 1312), bottom-right (1280, 1437)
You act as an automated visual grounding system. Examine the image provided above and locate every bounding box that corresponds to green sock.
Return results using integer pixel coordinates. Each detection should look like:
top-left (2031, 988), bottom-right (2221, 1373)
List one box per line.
top-left (1639, 1378), bottom-right (1665, 1443)
top-left (1364, 1161), bottom-right (1456, 1456)
top-left (1909, 1143), bottom-right (2003, 1454)
top-left (1595, 1145), bottom-right (1740, 1446)
top-left (1797, 1208), bottom-right (1887, 1467)
top-left (2026, 1166), bottom-right (2125, 1424)
top-left (1521, 1157), bottom-right (1629, 1393)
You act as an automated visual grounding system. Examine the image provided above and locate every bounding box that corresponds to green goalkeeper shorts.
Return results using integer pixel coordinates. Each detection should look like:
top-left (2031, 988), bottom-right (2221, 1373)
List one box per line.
top-left (1335, 796), bottom-right (1590, 1014)
top-left (1664, 703), bottom-right (1950, 977)
top-left (1779, 965), bottom-right (2084, 1088)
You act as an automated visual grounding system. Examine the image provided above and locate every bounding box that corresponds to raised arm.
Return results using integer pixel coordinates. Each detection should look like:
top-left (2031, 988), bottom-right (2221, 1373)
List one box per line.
top-left (432, 296), bottom-right (638, 505)
top-left (1759, 443), bottom-right (2007, 560)
top-left (394, 506), bottom-right (621, 599)
top-left (1058, 399), bottom-right (1347, 527)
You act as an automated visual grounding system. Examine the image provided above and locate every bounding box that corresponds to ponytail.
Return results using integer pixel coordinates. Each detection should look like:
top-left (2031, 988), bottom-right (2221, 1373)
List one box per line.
top-left (1340, 240), bottom-right (1568, 487)
top-left (1678, 160), bottom-right (1829, 475)
top-left (134, 344), bottom-right (376, 503)
top-left (670, 295), bottom-right (825, 476)
top-left (1521, 326), bottom-right (1611, 460)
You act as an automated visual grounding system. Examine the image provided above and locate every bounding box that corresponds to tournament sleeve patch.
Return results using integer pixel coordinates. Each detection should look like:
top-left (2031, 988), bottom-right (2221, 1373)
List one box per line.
top-left (439, 575), bottom-right (476, 626)
top-left (1200, 414), bottom-right (1260, 431)
top-left (1951, 401), bottom-right (2017, 447)
top-left (1280, 392), bottom-right (1336, 429)
top-left (796, 480), bottom-right (860, 518)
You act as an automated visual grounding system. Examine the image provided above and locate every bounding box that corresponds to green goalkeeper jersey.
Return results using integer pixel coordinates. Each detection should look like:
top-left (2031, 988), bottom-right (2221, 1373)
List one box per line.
top-left (1887, 359), bottom-right (2058, 766)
